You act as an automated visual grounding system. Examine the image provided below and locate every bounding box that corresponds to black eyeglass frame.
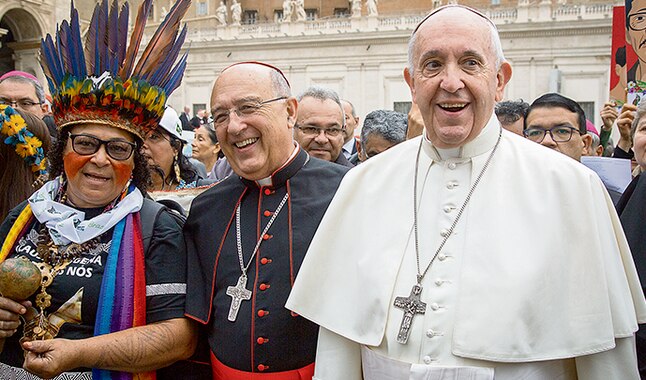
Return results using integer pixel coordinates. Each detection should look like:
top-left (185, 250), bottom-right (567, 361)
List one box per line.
top-left (522, 126), bottom-right (581, 143)
top-left (70, 133), bottom-right (138, 161)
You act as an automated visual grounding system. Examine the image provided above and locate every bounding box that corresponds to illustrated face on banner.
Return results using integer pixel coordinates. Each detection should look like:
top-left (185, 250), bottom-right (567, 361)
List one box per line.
top-left (626, 0), bottom-right (646, 84)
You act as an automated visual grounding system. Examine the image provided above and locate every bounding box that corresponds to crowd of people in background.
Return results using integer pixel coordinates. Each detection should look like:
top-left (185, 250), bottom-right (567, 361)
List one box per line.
top-left (0, 1), bottom-right (645, 379)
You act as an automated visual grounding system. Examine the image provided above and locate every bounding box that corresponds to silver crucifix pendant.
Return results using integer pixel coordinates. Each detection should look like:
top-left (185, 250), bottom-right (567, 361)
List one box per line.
top-left (393, 283), bottom-right (427, 344)
top-left (226, 274), bottom-right (252, 322)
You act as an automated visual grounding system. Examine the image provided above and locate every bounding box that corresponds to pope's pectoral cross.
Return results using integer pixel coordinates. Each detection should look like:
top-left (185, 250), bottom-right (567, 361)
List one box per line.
top-left (226, 274), bottom-right (252, 322)
top-left (393, 284), bottom-right (426, 344)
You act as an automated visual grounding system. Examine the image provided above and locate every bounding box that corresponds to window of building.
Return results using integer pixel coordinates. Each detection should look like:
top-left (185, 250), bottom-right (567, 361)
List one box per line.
top-left (193, 104), bottom-right (207, 117)
top-left (274, 9), bottom-right (284, 23)
top-left (579, 101), bottom-right (595, 124)
top-left (196, 1), bottom-right (208, 16)
top-left (334, 8), bottom-right (349, 18)
top-left (432, 0), bottom-right (442, 9)
top-left (394, 102), bottom-right (412, 115)
top-left (305, 8), bottom-right (318, 21)
top-left (244, 10), bottom-right (258, 24)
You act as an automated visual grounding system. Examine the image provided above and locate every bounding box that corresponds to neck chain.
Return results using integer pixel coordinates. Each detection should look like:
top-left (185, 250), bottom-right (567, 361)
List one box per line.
top-left (24, 190), bottom-right (104, 342)
top-left (393, 129), bottom-right (502, 345)
top-left (225, 191), bottom-right (290, 322)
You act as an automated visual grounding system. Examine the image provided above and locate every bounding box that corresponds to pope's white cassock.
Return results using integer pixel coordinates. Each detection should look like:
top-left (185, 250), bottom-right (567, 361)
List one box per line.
top-left (286, 114), bottom-right (646, 380)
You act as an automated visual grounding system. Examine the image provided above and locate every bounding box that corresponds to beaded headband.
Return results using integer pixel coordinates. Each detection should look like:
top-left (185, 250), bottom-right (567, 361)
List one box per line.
top-left (39, 0), bottom-right (190, 140)
top-left (0, 105), bottom-right (47, 177)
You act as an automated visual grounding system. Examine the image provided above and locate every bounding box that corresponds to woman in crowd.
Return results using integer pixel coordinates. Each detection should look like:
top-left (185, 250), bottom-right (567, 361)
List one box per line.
top-left (616, 99), bottom-right (646, 378)
top-left (0, 106), bottom-right (49, 221)
top-left (143, 107), bottom-right (200, 191)
top-left (0, 0), bottom-right (197, 378)
top-left (191, 123), bottom-right (221, 176)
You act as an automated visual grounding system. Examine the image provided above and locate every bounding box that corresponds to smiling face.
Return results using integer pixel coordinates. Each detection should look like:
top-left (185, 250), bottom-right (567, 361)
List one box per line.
top-left (404, 8), bottom-right (511, 148)
top-left (211, 64), bottom-right (296, 180)
top-left (294, 97), bottom-right (346, 162)
top-left (63, 124), bottom-right (136, 208)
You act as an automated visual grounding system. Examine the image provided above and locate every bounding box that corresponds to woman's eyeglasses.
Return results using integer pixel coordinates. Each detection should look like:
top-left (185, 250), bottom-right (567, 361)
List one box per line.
top-left (70, 134), bottom-right (137, 161)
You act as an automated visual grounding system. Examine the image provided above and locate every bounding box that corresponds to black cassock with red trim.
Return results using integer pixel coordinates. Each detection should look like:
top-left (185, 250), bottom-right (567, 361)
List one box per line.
top-left (185, 148), bottom-right (348, 374)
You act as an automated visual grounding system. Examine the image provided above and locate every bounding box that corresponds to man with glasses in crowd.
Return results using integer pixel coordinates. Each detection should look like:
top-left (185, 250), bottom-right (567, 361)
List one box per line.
top-left (523, 93), bottom-right (623, 203)
top-left (0, 71), bottom-right (47, 117)
top-left (183, 62), bottom-right (348, 379)
top-left (293, 86), bottom-right (354, 167)
top-left (0, 70), bottom-right (58, 141)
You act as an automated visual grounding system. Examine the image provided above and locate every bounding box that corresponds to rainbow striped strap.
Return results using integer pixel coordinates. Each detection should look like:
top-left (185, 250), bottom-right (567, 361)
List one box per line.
top-left (0, 203), bottom-right (34, 262)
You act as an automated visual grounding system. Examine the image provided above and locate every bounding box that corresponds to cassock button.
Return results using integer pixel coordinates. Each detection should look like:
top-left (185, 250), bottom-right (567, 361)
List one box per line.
top-left (439, 229), bottom-right (449, 237)
top-left (258, 364), bottom-right (269, 371)
top-left (263, 189), bottom-right (273, 196)
top-left (443, 206), bottom-right (453, 213)
top-left (262, 234), bottom-right (272, 240)
top-left (435, 279), bottom-right (443, 286)
top-left (448, 162), bottom-right (457, 170)
top-left (257, 337), bottom-right (269, 345)
top-left (290, 311), bottom-right (299, 317)
top-left (438, 253), bottom-right (447, 261)
top-left (260, 257), bottom-right (272, 265)
top-left (423, 356), bottom-right (432, 364)
top-left (263, 210), bottom-right (272, 217)
top-left (257, 309), bottom-right (269, 317)
top-left (426, 329), bottom-right (435, 338)
top-left (259, 283), bottom-right (270, 291)
top-left (430, 303), bottom-right (440, 311)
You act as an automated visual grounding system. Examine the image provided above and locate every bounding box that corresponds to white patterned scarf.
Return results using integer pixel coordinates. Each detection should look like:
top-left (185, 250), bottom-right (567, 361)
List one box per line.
top-left (28, 177), bottom-right (143, 245)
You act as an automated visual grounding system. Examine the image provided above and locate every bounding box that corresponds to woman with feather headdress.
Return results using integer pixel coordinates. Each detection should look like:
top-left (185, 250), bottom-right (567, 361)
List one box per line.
top-left (0, 0), bottom-right (200, 378)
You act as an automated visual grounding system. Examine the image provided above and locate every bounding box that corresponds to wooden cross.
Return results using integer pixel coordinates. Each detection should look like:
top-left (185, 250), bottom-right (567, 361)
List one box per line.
top-left (393, 284), bottom-right (426, 344)
top-left (226, 274), bottom-right (252, 322)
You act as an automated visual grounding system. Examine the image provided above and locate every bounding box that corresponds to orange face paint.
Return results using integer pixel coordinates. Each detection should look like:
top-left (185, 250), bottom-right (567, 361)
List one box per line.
top-left (63, 151), bottom-right (133, 187)
top-left (63, 152), bottom-right (92, 180)
top-left (112, 161), bottom-right (133, 187)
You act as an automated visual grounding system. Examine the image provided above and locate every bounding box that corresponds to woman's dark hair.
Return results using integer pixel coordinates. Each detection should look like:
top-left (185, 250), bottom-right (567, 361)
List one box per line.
top-left (0, 110), bottom-right (52, 221)
top-left (48, 127), bottom-right (150, 194)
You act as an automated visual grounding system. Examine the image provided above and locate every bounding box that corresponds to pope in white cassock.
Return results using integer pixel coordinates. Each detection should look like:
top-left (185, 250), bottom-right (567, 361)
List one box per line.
top-left (286, 5), bottom-right (646, 380)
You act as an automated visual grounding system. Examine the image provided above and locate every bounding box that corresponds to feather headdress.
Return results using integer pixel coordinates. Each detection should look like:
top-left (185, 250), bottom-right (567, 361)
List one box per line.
top-left (40, 0), bottom-right (190, 140)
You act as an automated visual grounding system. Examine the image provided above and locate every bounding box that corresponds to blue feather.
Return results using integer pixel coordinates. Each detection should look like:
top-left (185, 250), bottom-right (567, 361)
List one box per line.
top-left (147, 26), bottom-right (183, 85)
top-left (69, 5), bottom-right (87, 78)
top-left (117, 2), bottom-right (129, 74)
top-left (108, 0), bottom-right (119, 75)
top-left (98, 0), bottom-right (108, 74)
top-left (84, 2), bottom-right (100, 76)
top-left (40, 35), bottom-right (63, 86)
top-left (163, 52), bottom-right (187, 95)
top-left (58, 21), bottom-right (72, 75)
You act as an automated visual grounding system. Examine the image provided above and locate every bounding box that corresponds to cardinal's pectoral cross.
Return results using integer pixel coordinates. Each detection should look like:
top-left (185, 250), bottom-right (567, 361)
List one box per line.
top-left (393, 284), bottom-right (426, 344)
top-left (226, 274), bottom-right (252, 322)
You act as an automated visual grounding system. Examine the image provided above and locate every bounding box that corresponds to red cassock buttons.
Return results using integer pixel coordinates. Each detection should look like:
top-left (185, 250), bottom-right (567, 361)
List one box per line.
top-left (259, 283), bottom-right (270, 291)
top-left (256, 337), bottom-right (269, 345)
top-left (257, 309), bottom-right (269, 317)
top-left (263, 189), bottom-right (272, 195)
top-left (258, 364), bottom-right (268, 371)
top-left (290, 311), bottom-right (299, 317)
top-left (262, 234), bottom-right (272, 240)
top-left (263, 210), bottom-right (272, 217)
top-left (260, 258), bottom-right (270, 265)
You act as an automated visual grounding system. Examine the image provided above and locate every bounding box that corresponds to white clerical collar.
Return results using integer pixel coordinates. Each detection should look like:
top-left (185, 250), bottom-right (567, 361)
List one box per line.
top-left (422, 113), bottom-right (501, 162)
top-left (255, 143), bottom-right (300, 187)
